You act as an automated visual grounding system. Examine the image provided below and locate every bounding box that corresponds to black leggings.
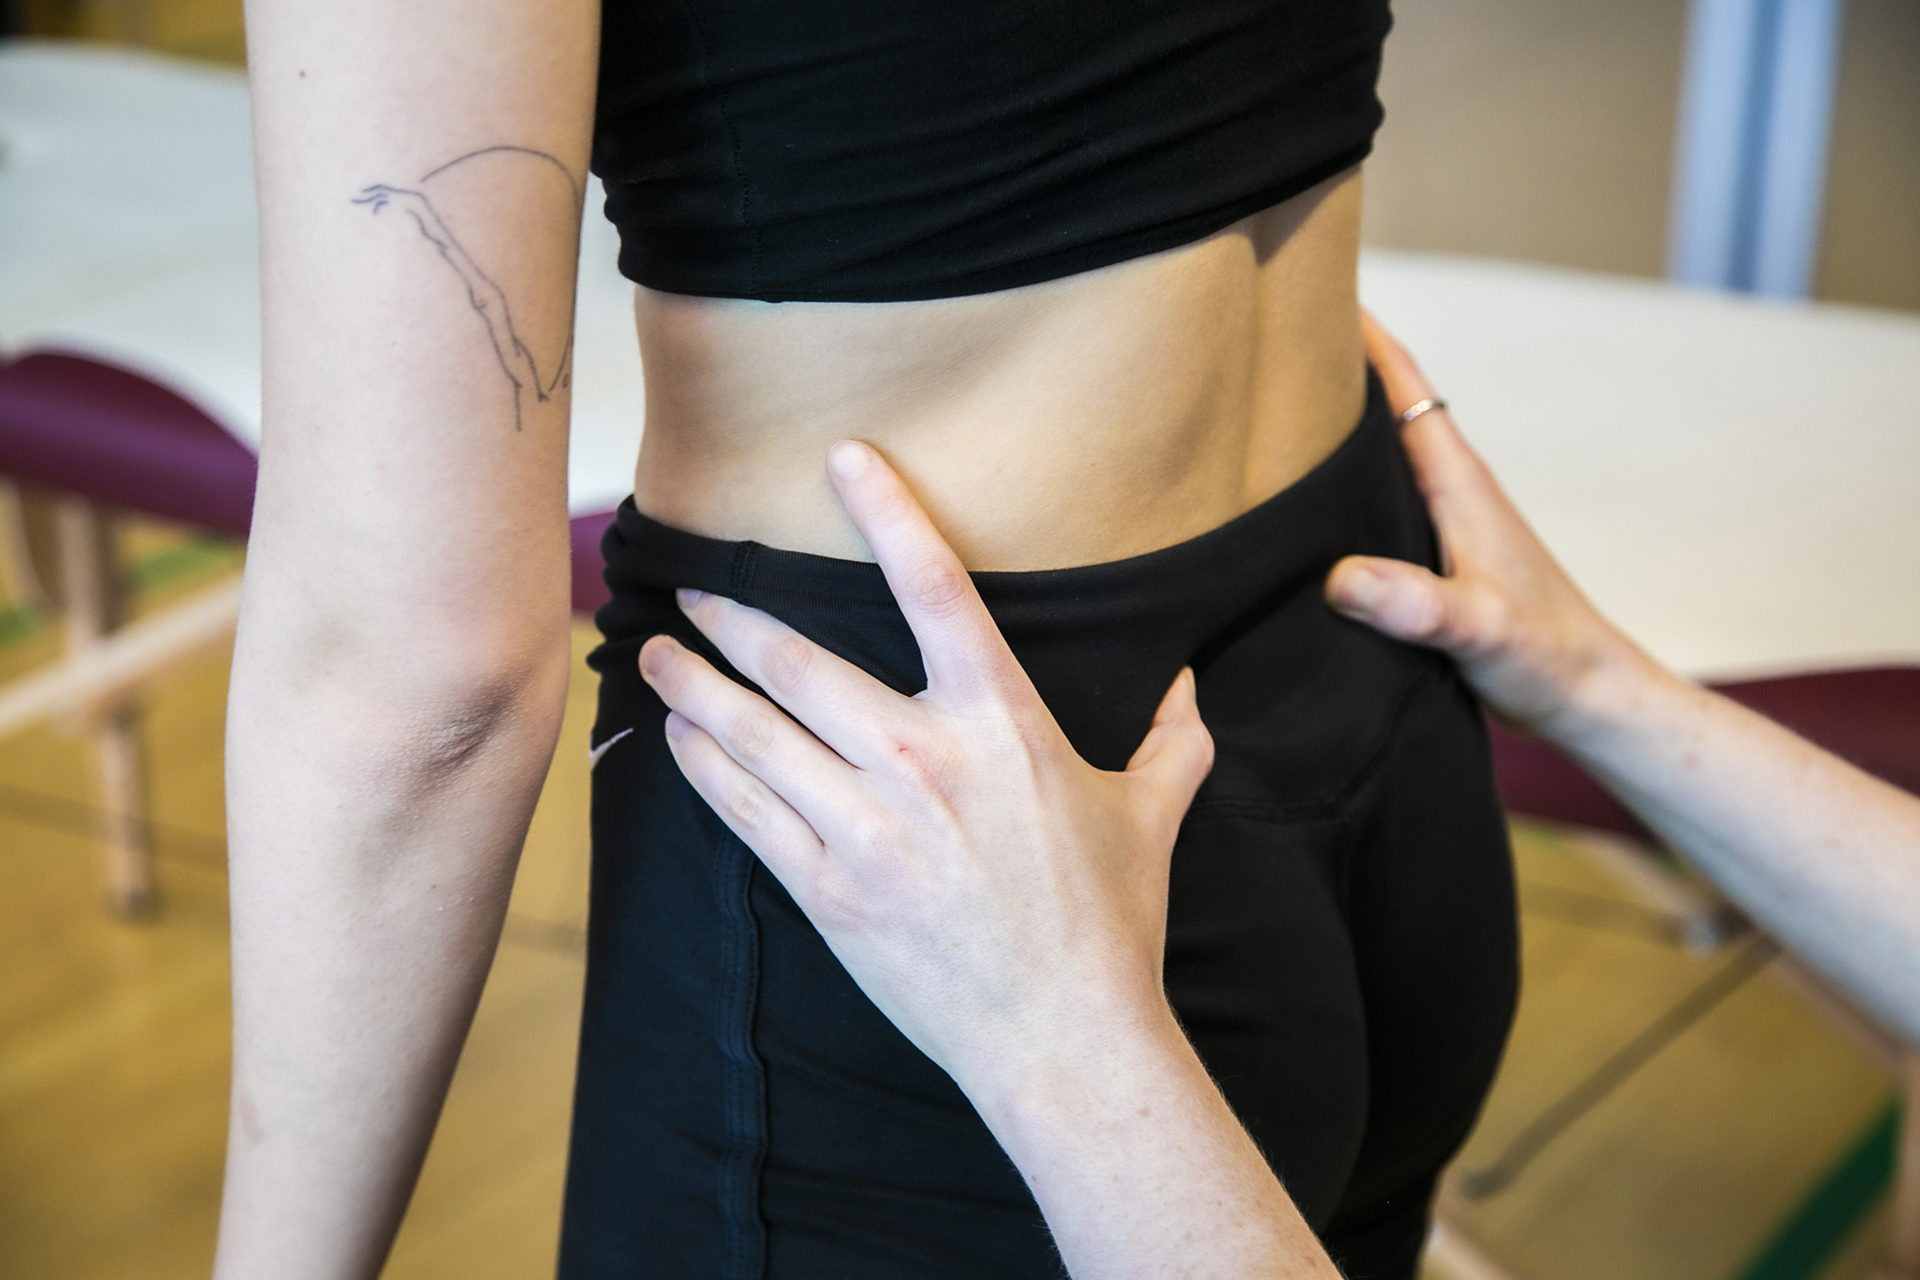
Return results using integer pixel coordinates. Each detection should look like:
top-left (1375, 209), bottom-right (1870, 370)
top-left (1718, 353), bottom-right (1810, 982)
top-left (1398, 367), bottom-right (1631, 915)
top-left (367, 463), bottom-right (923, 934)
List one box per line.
top-left (562, 372), bottom-right (1519, 1279)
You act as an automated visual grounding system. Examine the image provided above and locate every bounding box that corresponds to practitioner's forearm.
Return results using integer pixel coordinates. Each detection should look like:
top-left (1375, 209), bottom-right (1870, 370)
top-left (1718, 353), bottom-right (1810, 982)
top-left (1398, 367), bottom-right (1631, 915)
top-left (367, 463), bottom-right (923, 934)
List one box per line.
top-left (962, 1008), bottom-right (1339, 1280)
top-left (1551, 652), bottom-right (1920, 1044)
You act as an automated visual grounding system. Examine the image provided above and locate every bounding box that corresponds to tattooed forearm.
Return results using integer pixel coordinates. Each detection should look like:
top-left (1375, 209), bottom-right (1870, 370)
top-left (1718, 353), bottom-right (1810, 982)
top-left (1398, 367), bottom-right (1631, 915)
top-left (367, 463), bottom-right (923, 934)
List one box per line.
top-left (353, 147), bottom-right (581, 430)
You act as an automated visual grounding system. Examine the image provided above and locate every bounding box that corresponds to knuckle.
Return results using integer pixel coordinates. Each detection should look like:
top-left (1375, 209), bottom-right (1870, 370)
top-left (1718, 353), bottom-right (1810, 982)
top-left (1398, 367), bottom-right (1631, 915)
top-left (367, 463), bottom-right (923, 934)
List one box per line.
top-left (1187, 718), bottom-right (1216, 767)
top-left (723, 780), bottom-right (766, 830)
top-left (729, 710), bottom-right (779, 764)
top-left (1473, 589), bottom-right (1521, 652)
top-left (1441, 583), bottom-right (1496, 647)
top-left (958, 657), bottom-right (1035, 718)
top-left (1000, 701), bottom-right (1053, 752)
top-left (842, 810), bottom-right (900, 861)
top-left (961, 700), bottom-right (1046, 765)
top-left (905, 556), bottom-right (971, 618)
top-left (761, 635), bottom-right (814, 695)
top-left (807, 874), bottom-right (870, 934)
top-left (1401, 583), bottom-right (1451, 644)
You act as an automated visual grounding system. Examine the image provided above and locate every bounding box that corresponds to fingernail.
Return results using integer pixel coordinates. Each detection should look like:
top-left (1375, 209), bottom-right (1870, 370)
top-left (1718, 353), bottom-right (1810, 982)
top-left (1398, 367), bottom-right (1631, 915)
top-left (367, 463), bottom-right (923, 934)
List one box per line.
top-left (639, 636), bottom-right (672, 679)
top-left (664, 711), bottom-right (689, 742)
top-left (828, 440), bottom-right (870, 480)
top-left (676, 587), bottom-right (704, 611)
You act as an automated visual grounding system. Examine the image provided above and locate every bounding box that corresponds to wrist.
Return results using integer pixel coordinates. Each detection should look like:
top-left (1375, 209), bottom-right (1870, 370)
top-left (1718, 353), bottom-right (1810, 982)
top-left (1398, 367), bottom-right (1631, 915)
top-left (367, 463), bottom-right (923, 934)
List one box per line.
top-left (955, 991), bottom-right (1325, 1280)
top-left (954, 990), bottom-right (1196, 1156)
top-left (1535, 626), bottom-right (1686, 761)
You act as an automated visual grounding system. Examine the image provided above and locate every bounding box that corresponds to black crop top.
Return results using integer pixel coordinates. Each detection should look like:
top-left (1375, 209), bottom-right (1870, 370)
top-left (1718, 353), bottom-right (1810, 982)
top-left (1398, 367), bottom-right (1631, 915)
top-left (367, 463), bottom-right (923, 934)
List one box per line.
top-left (592, 1), bottom-right (1392, 303)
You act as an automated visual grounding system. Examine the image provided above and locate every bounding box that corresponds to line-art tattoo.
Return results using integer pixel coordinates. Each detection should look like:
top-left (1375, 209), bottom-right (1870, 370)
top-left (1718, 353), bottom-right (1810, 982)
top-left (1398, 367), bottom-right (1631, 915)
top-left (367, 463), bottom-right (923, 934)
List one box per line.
top-left (353, 146), bottom-right (581, 430)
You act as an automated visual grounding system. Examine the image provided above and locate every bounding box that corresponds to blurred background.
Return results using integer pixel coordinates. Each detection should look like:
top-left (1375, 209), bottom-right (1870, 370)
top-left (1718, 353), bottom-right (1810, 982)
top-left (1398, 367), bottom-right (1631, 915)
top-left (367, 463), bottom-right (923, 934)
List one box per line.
top-left (2, 1), bottom-right (1917, 1278)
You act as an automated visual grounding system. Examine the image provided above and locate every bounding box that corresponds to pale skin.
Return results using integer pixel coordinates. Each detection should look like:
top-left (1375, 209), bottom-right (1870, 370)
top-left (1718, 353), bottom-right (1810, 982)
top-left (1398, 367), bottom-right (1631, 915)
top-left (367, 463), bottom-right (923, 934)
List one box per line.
top-left (224, 0), bottom-right (1367, 1273)
top-left (648, 313), bottom-right (1920, 1274)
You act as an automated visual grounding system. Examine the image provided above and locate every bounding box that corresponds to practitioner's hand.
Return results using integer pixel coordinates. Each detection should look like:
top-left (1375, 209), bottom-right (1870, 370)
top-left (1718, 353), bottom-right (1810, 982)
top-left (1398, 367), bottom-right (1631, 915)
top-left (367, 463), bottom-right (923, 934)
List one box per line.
top-left (642, 446), bottom-right (1347, 1280)
top-left (1326, 313), bottom-right (1660, 738)
top-left (636, 441), bottom-right (1215, 1096)
top-left (1336, 319), bottom-right (1920, 1059)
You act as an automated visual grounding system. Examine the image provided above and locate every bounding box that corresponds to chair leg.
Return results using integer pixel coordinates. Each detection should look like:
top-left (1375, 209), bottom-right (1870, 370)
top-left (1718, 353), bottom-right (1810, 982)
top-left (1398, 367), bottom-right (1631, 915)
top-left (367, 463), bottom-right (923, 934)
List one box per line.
top-left (1880, 1055), bottom-right (1920, 1280)
top-left (93, 708), bottom-right (154, 917)
top-left (50, 496), bottom-right (156, 918)
top-left (0, 479), bottom-right (50, 608)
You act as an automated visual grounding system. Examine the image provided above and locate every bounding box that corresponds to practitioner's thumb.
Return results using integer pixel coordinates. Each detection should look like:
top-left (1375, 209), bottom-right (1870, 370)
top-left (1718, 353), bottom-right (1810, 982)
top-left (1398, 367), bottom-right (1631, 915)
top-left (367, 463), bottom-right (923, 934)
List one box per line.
top-left (1125, 668), bottom-right (1214, 821)
top-left (1326, 555), bottom-right (1457, 648)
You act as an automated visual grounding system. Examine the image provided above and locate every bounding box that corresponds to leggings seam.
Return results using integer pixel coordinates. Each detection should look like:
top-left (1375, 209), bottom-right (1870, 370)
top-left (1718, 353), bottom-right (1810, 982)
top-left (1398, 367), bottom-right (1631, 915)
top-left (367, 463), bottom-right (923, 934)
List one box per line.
top-left (715, 833), bottom-right (769, 1280)
top-left (729, 541), bottom-right (761, 603)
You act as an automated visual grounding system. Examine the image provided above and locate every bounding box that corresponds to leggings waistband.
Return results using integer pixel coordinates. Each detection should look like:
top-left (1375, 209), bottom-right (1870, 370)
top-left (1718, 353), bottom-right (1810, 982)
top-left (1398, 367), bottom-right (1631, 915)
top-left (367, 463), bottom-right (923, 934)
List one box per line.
top-left (593, 368), bottom-right (1432, 771)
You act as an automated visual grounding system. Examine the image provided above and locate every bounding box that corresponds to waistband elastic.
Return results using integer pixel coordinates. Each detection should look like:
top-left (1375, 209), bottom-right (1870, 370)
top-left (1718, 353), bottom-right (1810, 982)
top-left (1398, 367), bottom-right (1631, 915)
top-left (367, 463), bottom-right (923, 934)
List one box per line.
top-left (595, 369), bottom-right (1428, 769)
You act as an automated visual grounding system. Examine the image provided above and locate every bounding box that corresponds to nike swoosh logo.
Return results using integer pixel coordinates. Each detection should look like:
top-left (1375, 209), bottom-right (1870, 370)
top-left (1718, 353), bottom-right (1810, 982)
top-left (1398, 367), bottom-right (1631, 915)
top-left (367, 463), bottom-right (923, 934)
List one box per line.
top-left (587, 727), bottom-right (634, 771)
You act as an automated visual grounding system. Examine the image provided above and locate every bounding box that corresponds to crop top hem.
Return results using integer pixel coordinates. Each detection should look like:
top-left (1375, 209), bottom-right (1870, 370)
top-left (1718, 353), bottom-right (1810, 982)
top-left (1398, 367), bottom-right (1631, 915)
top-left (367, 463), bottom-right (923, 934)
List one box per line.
top-left (623, 144), bottom-right (1372, 305)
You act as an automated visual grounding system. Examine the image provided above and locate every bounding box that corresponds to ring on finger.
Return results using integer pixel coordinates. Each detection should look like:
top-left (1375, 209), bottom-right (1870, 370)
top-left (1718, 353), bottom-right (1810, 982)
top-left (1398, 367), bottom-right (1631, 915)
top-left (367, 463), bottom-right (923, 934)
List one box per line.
top-left (1399, 397), bottom-right (1448, 424)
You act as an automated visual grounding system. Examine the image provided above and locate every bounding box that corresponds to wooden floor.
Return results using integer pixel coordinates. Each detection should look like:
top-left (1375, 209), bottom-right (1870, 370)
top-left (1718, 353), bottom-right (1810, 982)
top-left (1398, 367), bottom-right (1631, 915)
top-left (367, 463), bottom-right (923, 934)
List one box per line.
top-left (1437, 828), bottom-right (1895, 1280)
top-left (0, 515), bottom-right (1902, 1279)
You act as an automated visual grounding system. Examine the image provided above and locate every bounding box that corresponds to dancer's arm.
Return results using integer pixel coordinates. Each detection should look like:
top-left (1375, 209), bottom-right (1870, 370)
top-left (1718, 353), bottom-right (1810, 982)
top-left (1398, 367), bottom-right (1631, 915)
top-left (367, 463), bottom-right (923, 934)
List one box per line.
top-left (640, 442), bottom-right (1341, 1280)
top-left (1329, 315), bottom-right (1920, 1045)
top-left (218, 3), bottom-right (594, 1276)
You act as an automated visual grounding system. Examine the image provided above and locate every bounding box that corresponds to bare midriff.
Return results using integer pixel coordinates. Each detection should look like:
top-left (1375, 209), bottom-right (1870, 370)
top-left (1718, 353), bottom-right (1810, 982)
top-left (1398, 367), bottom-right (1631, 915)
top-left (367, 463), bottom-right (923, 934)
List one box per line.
top-left (631, 168), bottom-right (1365, 573)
